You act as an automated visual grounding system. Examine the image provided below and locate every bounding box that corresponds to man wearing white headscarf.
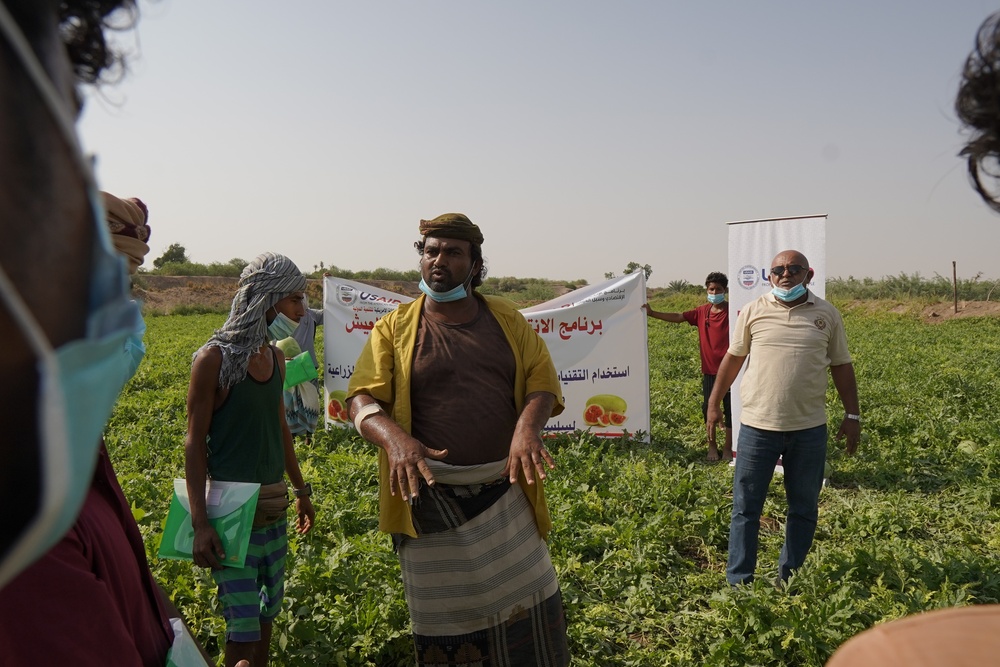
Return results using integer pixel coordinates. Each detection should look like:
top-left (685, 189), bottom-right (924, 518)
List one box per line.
top-left (184, 252), bottom-right (316, 667)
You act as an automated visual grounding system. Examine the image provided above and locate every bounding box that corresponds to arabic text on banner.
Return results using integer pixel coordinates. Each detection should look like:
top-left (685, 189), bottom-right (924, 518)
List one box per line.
top-left (322, 274), bottom-right (650, 440)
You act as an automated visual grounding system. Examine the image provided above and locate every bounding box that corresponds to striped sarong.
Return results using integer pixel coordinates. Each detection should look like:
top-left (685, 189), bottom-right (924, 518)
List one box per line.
top-left (211, 518), bottom-right (287, 643)
top-left (397, 462), bottom-right (569, 666)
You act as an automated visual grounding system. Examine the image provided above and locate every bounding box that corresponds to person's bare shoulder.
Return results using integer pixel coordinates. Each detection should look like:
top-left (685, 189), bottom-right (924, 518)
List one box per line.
top-left (189, 346), bottom-right (224, 394)
top-left (192, 344), bottom-right (223, 370)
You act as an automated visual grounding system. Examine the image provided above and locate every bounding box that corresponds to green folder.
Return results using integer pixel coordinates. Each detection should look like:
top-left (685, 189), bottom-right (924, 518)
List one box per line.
top-left (283, 350), bottom-right (318, 390)
top-left (158, 479), bottom-right (260, 569)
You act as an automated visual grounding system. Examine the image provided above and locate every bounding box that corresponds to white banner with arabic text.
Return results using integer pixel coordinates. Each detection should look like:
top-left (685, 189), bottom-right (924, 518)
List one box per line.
top-left (322, 273), bottom-right (649, 439)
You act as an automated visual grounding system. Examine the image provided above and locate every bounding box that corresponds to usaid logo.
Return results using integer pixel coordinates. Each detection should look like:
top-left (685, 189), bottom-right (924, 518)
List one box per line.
top-left (739, 265), bottom-right (761, 289)
top-left (336, 284), bottom-right (357, 306)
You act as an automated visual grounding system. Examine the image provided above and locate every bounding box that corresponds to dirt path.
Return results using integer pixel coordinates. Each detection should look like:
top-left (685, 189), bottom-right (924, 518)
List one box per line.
top-left (839, 298), bottom-right (1000, 323)
top-left (919, 300), bottom-right (1000, 322)
top-left (134, 275), bottom-right (420, 314)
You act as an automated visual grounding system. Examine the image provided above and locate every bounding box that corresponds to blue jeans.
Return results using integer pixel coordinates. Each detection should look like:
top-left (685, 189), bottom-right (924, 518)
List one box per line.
top-left (727, 423), bottom-right (827, 585)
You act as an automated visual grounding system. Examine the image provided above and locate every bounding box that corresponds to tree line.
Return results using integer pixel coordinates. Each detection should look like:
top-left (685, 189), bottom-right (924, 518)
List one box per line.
top-left (147, 245), bottom-right (999, 302)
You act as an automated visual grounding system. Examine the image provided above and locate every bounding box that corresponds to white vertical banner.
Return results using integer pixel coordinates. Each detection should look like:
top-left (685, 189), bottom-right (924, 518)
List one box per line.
top-left (322, 274), bottom-right (650, 439)
top-left (521, 272), bottom-right (650, 440)
top-left (727, 214), bottom-right (827, 452)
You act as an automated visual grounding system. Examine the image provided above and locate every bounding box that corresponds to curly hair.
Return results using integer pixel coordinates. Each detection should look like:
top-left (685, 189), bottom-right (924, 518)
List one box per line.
top-left (705, 271), bottom-right (728, 289)
top-left (58, 0), bottom-right (137, 84)
top-left (957, 11), bottom-right (1000, 213)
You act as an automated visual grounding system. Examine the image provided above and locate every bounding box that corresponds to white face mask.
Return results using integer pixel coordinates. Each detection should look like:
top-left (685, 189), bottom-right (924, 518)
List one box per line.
top-left (0, 4), bottom-right (145, 588)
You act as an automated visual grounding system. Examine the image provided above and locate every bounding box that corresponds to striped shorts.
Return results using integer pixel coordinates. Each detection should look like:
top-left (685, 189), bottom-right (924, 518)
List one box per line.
top-left (211, 519), bottom-right (288, 643)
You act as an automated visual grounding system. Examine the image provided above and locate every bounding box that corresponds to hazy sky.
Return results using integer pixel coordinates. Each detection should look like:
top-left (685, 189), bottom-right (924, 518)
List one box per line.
top-left (79, 1), bottom-right (1000, 288)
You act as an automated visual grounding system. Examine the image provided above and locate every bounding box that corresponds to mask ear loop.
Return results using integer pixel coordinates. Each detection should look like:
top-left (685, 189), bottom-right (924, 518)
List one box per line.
top-left (0, 4), bottom-right (106, 589)
top-left (0, 266), bottom-right (54, 363)
top-left (463, 262), bottom-right (480, 290)
top-left (0, 265), bottom-right (71, 588)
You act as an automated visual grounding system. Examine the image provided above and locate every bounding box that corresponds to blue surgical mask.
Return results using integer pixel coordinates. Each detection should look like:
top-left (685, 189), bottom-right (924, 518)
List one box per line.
top-left (418, 278), bottom-right (468, 302)
top-left (0, 191), bottom-right (145, 588)
top-left (707, 292), bottom-right (725, 305)
top-left (0, 5), bottom-right (146, 588)
top-left (122, 315), bottom-right (147, 384)
top-left (268, 311), bottom-right (300, 340)
top-left (771, 282), bottom-right (807, 302)
top-left (419, 266), bottom-right (476, 303)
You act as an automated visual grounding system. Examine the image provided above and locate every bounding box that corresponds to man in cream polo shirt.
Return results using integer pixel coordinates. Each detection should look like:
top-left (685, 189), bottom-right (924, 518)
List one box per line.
top-left (707, 249), bottom-right (860, 587)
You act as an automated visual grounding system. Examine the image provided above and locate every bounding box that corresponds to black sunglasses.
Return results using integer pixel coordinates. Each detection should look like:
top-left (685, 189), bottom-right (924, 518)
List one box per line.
top-left (770, 264), bottom-right (807, 277)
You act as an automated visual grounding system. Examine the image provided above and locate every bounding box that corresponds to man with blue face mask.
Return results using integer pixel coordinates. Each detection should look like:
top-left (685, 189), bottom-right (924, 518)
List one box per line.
top-left (185, 251), bottom-right (316, 667)
top-left (706, 249), bottom-right (860, 588)
top-left (346, 213), bottom-right (571, 666)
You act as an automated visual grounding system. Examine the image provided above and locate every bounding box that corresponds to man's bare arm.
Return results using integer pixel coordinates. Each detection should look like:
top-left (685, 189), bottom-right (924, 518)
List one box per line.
top-left (706, 353), bottom-right (746, 444)
top-left (507, 391), bottom-right (557, 485)
top-left (347, 395), bottom-right (448, 501)
top-left (183, 347), bottom-right (225, 569)
top-left (830, 363), bottom-right (861, 455)
top-left (642, 303), bottom-right (685, 323)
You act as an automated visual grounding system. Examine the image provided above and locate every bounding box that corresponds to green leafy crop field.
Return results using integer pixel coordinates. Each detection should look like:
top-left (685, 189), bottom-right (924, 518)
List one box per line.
top-left (107, 299), bottom-right (1000, 666)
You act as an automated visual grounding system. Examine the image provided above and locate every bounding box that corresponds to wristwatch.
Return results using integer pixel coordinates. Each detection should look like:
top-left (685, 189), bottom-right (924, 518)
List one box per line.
top-left (293, 483), bottom-right (312, 498)
top-left (845, 413), bottom-right (861, 422)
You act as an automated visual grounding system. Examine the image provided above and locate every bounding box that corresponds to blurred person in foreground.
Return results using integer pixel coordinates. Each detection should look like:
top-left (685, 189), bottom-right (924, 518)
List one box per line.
top-left (707, 250), bottom-right (860, 587)
top-left (0, 2), bottom-right (248, 664)
top-left (346, 213), bottom-right (571, 666)
top-left (185, 252), bottom-right (316, 667)
top-left (825, 11), bottom-right (1000, 665)
top-left (643, 271), bottom-right (733, 461)
top-left (0, 187), bottom-right (168, 664)
top-left (0, 188), bottom-right (244, 664)
top-left (0, 0), bottom-right (140, 590)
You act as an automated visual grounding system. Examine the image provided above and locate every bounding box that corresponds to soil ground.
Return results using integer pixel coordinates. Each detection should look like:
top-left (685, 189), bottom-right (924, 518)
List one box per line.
top-left (842, 298), bottom-right (1000, 323)
top-left (917, 299), bottom-right (1000, 321)
top-left (135, 275), bottom-right (1000, 322)
top-left (133, 275), bottom-right (421, 314)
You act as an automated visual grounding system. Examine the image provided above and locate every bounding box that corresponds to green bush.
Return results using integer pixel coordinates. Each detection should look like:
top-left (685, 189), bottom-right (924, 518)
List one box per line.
top-left (826, 272), bottom-right (1000, 301)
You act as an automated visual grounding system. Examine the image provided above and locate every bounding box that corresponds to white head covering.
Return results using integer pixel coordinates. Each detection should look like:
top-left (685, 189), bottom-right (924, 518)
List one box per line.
top-left (197, 252), bottom-right (305, 388)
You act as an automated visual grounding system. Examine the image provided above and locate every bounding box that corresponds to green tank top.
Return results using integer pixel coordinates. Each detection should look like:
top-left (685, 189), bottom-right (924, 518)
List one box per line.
top-left (207, 349), bottom-right (285, 484)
